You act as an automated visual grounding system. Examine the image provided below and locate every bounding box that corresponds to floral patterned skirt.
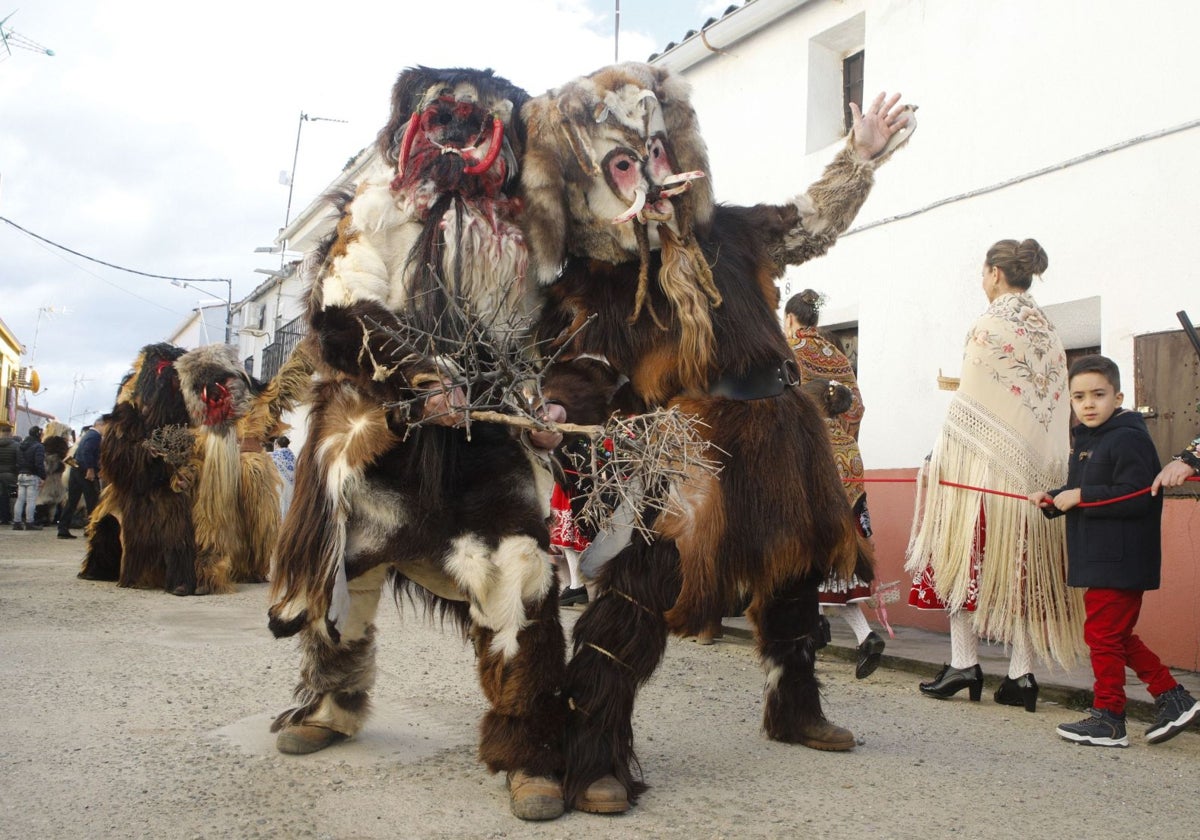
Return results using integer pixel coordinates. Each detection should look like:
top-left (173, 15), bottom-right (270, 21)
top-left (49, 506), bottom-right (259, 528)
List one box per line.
top-left (908, 507), bottom-right (985, 612)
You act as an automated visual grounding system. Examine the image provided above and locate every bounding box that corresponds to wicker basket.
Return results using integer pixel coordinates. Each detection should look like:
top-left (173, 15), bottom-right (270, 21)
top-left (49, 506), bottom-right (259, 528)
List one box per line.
top-left (936, 368), bottom-right (960, 391)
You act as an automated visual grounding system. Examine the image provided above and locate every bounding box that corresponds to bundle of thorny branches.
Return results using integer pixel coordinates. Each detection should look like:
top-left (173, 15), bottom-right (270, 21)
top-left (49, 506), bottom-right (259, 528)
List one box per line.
top-left (365, 285), bottom-right (722, 539)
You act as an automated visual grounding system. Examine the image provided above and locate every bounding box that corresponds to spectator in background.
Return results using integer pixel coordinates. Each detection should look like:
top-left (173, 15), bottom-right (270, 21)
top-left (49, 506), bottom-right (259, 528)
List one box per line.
top-left (0, 422), bottom-right (18, 526)
top-left (13, 426), bottom-right (46, 530)
top-left (57, 415), bottom-right (108, 540)
top-left (36, 421), bottom-right (71, 526)
top-left (785, 289), bottom-right (865, 439)
top-left (270, 436), bottom-right (296, 518)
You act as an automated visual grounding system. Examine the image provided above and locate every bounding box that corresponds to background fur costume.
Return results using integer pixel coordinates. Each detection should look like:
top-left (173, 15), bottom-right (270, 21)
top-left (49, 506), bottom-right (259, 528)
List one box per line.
top-left (266, 67), bottom-right (568, 821)
top-left (175, 343), bottom-right (314, 594)
top-left (79, 343), bottom-right (198, 594)
top-left (522, 62), bottom-right (912, 809)
top-left (79, 342), bottom-right (312, 595)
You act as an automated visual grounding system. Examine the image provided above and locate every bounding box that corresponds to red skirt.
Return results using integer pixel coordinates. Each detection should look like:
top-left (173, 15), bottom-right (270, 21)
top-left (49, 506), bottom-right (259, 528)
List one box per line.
top-left (908, 509), bottom-right (985, 612)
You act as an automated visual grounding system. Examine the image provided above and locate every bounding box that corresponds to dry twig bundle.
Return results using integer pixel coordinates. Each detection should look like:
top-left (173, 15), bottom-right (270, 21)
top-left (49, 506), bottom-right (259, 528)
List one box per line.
top-left (144, 424), bottom-right (196, 470)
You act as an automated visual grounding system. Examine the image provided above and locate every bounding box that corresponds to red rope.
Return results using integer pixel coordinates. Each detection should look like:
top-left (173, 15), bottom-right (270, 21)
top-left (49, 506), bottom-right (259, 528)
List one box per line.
top-left (850, 475), bottom-right (1199, 507)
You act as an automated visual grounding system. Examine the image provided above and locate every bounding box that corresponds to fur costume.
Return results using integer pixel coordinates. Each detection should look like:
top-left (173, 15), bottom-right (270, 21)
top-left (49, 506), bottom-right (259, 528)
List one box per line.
top-left (79, 343), bottom-right (198, 594)
top-left (34, 421), bottom-right (71, 523)
top-left (266, 67), bottom-right (567, 800)
top-left (522, 63), bottom-right (909, 807)
top-left (78, 342), bottom-right (313, 595)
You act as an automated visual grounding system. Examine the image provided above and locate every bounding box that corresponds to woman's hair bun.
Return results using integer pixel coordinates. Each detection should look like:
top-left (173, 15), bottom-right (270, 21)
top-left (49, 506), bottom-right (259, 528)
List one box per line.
top-left (1017, 239), bottom-right (1049, 277)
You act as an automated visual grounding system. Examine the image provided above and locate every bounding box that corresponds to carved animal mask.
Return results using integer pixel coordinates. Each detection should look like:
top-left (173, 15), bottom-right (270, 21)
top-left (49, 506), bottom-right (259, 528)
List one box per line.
top-left (377, 66), bottom-right (530, 208)
top-left (175, 344), bottom-right (256, 433)
top-left (520, 62), bottom-right (715, 286)
top-left (117, 342), bottom-right (190, 429)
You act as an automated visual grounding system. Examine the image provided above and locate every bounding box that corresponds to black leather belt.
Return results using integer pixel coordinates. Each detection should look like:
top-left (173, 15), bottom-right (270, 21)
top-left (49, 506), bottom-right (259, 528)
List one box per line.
top-left (708, 359), bottom-right (800, 400)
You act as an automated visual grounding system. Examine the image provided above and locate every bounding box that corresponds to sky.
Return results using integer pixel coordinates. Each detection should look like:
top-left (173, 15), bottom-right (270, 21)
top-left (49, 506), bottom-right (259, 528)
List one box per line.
top-left (0, 0), bottom-right (731, 429)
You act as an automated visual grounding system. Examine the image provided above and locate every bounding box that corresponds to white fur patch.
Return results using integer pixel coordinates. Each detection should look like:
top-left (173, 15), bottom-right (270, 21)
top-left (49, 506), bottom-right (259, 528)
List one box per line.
top-left (764, 658), bottom-right (784, 694)
top-left (444, 534), bottom-right (553, 659)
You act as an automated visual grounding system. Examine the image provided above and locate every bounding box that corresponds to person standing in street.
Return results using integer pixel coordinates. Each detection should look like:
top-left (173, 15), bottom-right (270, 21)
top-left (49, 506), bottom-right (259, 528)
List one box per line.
top-left (13, 426), bottom-right (47, 530)
top-left (57, 415), bottom-right (108, 540)
top-left (1030, 355), bottom-right (1200, 747)
top-left (0, 422), bottom-right (19, 526)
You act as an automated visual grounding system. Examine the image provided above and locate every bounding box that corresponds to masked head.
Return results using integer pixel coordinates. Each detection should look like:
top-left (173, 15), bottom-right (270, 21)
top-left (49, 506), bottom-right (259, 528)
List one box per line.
top-left (521, 62), bottom-right (715, 286)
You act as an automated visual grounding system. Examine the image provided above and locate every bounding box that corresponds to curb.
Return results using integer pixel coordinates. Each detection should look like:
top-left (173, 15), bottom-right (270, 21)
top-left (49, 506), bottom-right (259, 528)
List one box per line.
top-left (720, 621), bottom-right (1162, 724)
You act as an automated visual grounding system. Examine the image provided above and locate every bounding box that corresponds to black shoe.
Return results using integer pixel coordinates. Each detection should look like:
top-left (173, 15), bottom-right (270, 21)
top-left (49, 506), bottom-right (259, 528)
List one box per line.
top-left (815, 614), bottom-right (832, 649)
top-left (24, 524), bottom-right (43, 531)
top-left (1145, 685), bottom-right (1200, 745)
top-left (559, 586), bottom-right (588, 606)
top-left (919, 663), bottom-right (983, 701)
top-left (994, 673), bottom-right (1039, 712)
top-left (57, 531), bottom-right (77, 540)
top-left (1057, 708), bottom-right (1128, 747)
top-left (855, 631), bottom-right (886, 679)
top-left (11, 523), bottom-right (24, 531)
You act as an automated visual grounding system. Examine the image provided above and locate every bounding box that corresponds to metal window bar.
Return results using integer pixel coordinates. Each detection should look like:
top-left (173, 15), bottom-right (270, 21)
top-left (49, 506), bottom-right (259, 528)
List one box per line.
top-left (260, 314), bottom-right (309, 381)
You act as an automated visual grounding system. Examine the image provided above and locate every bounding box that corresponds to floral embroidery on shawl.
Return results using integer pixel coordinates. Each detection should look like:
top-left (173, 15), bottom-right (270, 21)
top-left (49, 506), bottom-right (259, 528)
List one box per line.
top-left (966, 294), bottom-right (1065, 430)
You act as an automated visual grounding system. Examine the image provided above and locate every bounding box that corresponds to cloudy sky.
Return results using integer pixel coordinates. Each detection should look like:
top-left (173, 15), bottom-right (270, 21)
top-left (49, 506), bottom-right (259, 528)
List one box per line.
top-left (0, 0), bottom-right (728, 429)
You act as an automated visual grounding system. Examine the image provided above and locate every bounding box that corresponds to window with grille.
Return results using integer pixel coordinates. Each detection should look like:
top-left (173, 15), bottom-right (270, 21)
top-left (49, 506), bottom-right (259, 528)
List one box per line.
top-left (842, 50), bottom-right (864, 134)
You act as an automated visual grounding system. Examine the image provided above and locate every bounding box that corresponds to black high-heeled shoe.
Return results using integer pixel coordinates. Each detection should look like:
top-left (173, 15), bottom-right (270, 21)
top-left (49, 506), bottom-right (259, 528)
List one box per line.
top-left (919, 663), bottom-right (983, 701)
top-left (994, 673), bottom-right (1039, 712)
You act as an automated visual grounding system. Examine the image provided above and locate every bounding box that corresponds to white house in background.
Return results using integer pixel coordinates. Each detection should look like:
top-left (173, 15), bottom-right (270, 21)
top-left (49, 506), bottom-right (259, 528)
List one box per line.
top-left (167, 301), bottom-right (230, 350)
top-left (229, 146), bottom-right (376, 451)
top-left (652, 0), bottom-right (1199, 469)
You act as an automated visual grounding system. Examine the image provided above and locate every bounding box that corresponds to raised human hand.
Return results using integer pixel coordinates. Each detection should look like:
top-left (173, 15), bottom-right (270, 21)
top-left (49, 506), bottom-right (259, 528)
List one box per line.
top-left (850, 92), bottom-right (915, 162)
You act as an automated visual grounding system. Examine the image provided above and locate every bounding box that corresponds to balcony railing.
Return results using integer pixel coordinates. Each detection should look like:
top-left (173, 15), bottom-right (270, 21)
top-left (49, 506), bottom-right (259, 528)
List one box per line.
top-left (260, 315), bottom-right (308, 382)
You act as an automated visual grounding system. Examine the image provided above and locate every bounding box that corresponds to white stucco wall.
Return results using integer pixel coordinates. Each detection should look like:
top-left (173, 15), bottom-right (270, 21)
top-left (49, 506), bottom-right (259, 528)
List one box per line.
top-left (663, 0), bottom-right (1200, 468)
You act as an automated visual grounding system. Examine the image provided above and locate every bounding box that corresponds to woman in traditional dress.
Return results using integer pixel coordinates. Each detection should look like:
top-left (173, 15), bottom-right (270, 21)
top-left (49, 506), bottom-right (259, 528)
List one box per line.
top-left (786, 290), bottom-right (865, 439)
top-left (906, 238), bottom-right (1085, 712)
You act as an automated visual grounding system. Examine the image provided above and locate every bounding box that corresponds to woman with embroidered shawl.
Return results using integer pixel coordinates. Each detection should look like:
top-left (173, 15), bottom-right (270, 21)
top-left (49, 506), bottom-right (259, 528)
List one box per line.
top-left (786, 290), bottom-right (865, 439)
top-left (906, 238), bottom-right (1085, 712)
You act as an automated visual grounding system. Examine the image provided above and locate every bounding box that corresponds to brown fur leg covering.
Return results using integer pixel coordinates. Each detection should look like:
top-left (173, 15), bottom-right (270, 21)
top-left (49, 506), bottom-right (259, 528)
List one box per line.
top-left (475, 588), bottom-right (568, 778)
top-left (270, 623), bottom-right (376, 736)
top-left (79, 509), bottom-right (122, 581)
top-left (233, 452), bottom-right (280, 583)
top-left (561, 537), bottom-right (681, 809)
top-left (750, 576), bottom-right (829, 741)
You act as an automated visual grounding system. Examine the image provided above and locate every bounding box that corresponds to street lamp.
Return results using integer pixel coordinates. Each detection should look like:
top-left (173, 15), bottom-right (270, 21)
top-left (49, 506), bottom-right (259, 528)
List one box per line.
top-left (171, 278), bottom-right (233, 344)
top-left (280, 111), bottom-right (347, 266)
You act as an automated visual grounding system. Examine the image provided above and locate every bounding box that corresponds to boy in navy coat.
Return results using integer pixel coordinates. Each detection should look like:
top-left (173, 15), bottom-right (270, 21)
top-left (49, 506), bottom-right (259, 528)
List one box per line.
top-left (1030, 355), bottom-right (1198, 747)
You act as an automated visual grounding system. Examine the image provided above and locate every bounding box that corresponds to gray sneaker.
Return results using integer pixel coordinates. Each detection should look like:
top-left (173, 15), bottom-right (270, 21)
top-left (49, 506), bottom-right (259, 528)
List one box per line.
top-left (1056, 708), bottom-right (1128, 747)
top-left (1145, 685), bottom-right (1200, 745)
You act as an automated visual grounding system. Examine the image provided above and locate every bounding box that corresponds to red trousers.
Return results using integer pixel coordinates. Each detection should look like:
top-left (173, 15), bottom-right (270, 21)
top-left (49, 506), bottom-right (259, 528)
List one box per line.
top-left (1083, 588), bottom-right (1177, 714)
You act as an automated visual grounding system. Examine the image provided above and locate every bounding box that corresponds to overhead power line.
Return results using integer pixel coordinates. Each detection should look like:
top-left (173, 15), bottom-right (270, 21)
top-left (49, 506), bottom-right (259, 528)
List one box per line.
top-left (0, 215), bottom-right (232, 284)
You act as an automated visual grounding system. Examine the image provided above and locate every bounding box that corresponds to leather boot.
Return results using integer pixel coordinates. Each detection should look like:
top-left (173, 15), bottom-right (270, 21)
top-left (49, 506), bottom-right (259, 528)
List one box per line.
top-left (275, 723), bottom-right (348, 755)
top-left (795, 718), bottom-right (856, 752)
top-left (506, 770), bottom-right (565, 821)
top-left (574, 774), bottom-right (630, 814)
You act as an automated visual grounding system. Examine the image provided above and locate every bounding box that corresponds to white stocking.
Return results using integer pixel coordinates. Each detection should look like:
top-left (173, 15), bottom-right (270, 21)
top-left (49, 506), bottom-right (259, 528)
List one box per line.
top-left (564, 548), bottom-right (584, 589)
top-left (948, 610), bottom-right (979, 669)
top-left (1007, 627), bottom-right (1033, 678)
top-left (840, 605), bottom-right (872, 644)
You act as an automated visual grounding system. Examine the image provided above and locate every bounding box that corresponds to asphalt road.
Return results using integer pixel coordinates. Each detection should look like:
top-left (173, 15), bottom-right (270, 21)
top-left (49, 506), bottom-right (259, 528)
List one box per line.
top-left (2, 531), bottom-right (1197, 839)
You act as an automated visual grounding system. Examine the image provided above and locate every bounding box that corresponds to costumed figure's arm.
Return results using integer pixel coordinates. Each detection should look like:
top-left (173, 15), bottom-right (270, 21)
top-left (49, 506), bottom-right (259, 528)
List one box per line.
top-left (1152, 434), bottom-right (1200, 493)
top-left (769, 93), bottom-right (916, 271)
top-left (312, 259), bottom-right (468, 429)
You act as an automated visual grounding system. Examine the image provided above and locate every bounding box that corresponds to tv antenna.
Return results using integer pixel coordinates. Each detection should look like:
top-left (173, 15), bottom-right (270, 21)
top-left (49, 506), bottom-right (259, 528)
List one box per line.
top-left (1, 10), bottom-right (55, 62)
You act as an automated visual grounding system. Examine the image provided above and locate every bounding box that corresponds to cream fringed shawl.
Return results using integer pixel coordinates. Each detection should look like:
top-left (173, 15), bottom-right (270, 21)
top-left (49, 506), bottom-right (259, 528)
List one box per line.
top-left (905, 292), bottom-right (1086, 667)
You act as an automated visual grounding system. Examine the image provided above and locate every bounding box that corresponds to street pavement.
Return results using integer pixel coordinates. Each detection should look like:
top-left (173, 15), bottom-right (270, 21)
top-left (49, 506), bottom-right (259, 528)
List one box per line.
top-left (2, 528), bottom-right (1198, 839)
